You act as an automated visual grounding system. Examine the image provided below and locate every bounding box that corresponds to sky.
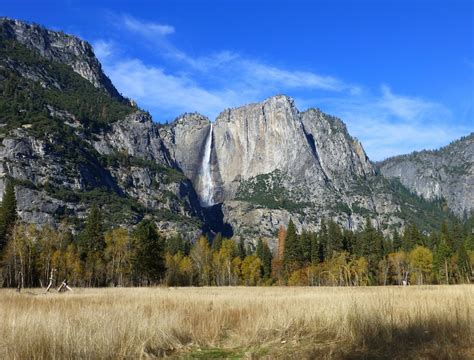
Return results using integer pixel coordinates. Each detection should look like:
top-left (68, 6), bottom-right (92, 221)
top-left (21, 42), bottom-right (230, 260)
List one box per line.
top-left (3, 0), bottom-right (473, 160)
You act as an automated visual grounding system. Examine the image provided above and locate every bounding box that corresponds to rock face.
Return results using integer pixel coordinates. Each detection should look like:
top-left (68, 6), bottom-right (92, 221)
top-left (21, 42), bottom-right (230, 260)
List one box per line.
top-left (0, 19), bottom-right (203, 238)
top-left (0, 18), bottom-right (466, 247)
top-left (0, 17), bottom-right (122, 99)
top-left (378, 134), bottom-right (474, 217)
top-left (162, 95), bottom-right (448, 241)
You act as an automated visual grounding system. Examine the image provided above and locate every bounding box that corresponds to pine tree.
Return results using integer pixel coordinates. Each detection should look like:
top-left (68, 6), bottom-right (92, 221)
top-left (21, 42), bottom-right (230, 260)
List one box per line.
top-left (310, 232), bottom-right (320, 264)
top-left (78, 204), bottom-right (106, 286)
top-left (342, 229), bottom-right (354, 254)
top-left (319, 219), bottom-right (328, 261)
top-left (132, 219), bottom-right (165, 285)
top-left (166, 234), bottom-right (190, 255)
top-left (299, 230), bottom-right (312, 263)
top-left (0, 180), bottom-right (18, 252)
top-left (456, 238), bottom-right (471, 283)
top-left (327, 220), bottom-right (343, 257)
top-left (212, 232), bottom-right (223, 251)
top-left (392, 229), bottom-right (402, 251)
top-left (256, 239), bottom-right (272, 279)
top-left (283, 219), bottom-right (299, 269)
top-left (360, 218), bottom-right (383, 281)
top-left (434, 230), bottom-right (452, 284)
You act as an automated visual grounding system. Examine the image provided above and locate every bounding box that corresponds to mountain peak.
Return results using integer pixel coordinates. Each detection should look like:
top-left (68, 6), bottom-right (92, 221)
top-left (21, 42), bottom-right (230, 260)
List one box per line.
top-left (0, 17), bottom-right (122, 100)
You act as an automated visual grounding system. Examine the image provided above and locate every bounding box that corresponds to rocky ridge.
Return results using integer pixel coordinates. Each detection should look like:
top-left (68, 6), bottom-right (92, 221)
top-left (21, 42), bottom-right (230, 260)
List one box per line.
top-left (0, 18), bottom-right (465, 247)
top-left (378, 133), bottom-right (474, 217)
top-left (0, 17), bottom-right (122, 99)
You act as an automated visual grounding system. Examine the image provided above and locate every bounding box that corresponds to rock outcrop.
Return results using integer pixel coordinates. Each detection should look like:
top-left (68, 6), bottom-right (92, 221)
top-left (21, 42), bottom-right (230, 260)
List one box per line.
top-left (0, 17), bottom-right (123, 99)
top-left (378, 133), bottom-right (474, 217)
top-left (0, 19), bottom-right (203, 238)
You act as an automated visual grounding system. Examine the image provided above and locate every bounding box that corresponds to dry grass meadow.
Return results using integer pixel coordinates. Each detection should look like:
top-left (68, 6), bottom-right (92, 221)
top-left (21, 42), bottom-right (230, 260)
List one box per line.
top-left (0, 286), bottom-right (472, 359)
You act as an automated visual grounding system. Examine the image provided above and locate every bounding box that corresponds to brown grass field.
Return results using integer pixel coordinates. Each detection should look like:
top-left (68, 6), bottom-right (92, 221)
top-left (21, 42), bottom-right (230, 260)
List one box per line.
top-left (0, 285), bottom-right (472, 359)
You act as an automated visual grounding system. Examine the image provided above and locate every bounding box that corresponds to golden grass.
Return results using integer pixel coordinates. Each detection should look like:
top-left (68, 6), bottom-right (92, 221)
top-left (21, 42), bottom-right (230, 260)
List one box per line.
top-left (0, 286), bottom-right (472, 359)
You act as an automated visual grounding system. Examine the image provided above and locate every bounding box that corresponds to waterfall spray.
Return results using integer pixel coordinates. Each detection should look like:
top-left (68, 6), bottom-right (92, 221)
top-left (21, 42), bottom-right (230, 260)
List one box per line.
top-left (200, 124), bottom-right (214, 207)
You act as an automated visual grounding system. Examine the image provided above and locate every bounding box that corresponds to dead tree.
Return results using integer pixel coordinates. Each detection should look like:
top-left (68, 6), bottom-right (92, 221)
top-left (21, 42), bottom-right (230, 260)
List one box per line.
top-left (57, 279), bottom-right (73, 293)
top-left (44, 268), bottom-right (57, 294)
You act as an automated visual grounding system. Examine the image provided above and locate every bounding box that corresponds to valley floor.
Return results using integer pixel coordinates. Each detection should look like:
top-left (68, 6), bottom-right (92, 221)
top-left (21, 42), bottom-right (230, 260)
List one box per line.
top-left (0, 286), bottom-right (472, 359)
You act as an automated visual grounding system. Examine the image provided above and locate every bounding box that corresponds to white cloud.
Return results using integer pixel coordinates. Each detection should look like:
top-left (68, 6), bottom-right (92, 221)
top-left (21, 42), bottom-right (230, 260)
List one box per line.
top-left (378, 85), bottom-right (444, 121)
top-left (241, 61), bottom-right (345, 91)
top-left (94, 15), bottom-right (466, 160)
top-left (101, 57), bottom-right (258, 120)
top-left (122, 15), bottom-right (175, 37)
top-left (92, 40), bottom-right (115, 60)
top-left (316, 88), bottom-right (465, 160)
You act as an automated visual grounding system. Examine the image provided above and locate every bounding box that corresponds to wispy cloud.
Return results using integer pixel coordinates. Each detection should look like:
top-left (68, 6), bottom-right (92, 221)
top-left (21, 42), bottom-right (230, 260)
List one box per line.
top-left (94, 17), bottom-right (358, 118)
top-left (122, 15), bottom-right (174, 37)
top-left (315, 86), bottom-right (467, 160)
top-left (93, 39), bottom-right (115, 60)
top-left (93, 15), bottom-right (466, 160)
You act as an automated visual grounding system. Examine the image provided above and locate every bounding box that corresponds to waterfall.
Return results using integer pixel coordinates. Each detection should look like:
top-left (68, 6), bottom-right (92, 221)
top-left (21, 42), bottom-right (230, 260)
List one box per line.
top-left (200, 124), bottom-right (214, 207)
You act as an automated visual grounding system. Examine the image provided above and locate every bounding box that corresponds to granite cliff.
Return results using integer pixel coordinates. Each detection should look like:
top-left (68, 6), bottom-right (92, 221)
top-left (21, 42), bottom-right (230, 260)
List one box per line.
top-left (0, 18), bottom-right (465, 247)
top-left (378, 134), bottom-right (473, 217)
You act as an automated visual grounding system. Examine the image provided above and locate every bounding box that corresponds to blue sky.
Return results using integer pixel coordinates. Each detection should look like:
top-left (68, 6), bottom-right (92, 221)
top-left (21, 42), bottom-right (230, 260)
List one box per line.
top-left (3, 0), bottom-right (473, 160)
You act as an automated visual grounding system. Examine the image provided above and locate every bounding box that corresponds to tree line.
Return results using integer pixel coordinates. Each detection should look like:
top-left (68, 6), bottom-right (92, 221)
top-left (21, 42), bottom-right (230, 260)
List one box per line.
top-left (0, 182), bottom-right (472, 287)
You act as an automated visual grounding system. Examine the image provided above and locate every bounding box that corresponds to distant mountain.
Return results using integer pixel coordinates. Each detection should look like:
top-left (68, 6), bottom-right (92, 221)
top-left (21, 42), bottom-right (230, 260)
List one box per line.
top-left (0, 18), bottom-right (463, 247)
top-left (378, 134), bottom-right (474, 218)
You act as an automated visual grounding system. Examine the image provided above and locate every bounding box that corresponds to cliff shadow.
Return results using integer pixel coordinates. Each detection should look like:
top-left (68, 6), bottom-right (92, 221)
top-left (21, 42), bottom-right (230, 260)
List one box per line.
top-left (201, 203), bottom-right (233, 238)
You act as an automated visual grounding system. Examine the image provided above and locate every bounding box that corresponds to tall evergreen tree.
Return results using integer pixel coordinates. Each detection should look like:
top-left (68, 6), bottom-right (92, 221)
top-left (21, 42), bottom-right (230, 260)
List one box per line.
top-left (360, 218), bottom-right (383, 280)
top-left (77, 204), bottom-right (106, 286)
top-left (318, 219), bottom-right (328, 261)
top-left (342, 229), bottom-right (354, 254)
top-left (166, 234), bottom-right (190, 255)
top-left (283, 219), bottom-right (299, 269)
top-left (256, 239), bottom-right (272, 279)
top-left (434, 228), bottom-right (453, 284)
top-left (132, 219), bottom-right (165, 284)
top-left (392, 229), bottom-right (402, 252)
top-left (80, 204), bottom-right (105, 256)
top-left (310, 232), bottom-right (320, 264)
top-left (327, 220), bottom-right (343, 257)
top-left (456, 238), bottom-right (471, 283)
top-left (212, 232), bottom-right (223, 251)
top-left (0, 180), bottom-right (18, 252)
top-left (299, 230), bottom-right (312, 263)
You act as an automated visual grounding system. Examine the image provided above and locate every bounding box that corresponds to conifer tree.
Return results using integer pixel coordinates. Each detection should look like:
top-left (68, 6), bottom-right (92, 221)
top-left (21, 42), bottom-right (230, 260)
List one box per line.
top-left (392, 229), bottom-right (402, 251)
top-left (82, 204), bottom-right (105, 254)
top-left (212, 232), bottom-right (223, 251)
top-left (310, 232), bottom-right (319, 264)
top-left (456, 238), bottom-right (471, 283)
top-left (342, 229), bottom-right (354, 253)
top-left (131, 219), bottom-right (165, 285)
top-left (360, 218), bottom-right (383, 281)
top-left (299, 230), bottom-right (312, 263)
top-left (0, 180), bottom-right (18, 252)
top-left (318, 219), bottom-right (328, 261)
top-left (256, 239), bottom-right (272, 279)
top-left (79, 204), bottom-right (106, 286)
top-left (434, 231), bottom-right (452, 284)
top-left (327, 220), bottom-right (343, 257)
top-left (166, 234), bottom-right (190, 255)
top-left (283, 219), bottom-right (298, 269)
